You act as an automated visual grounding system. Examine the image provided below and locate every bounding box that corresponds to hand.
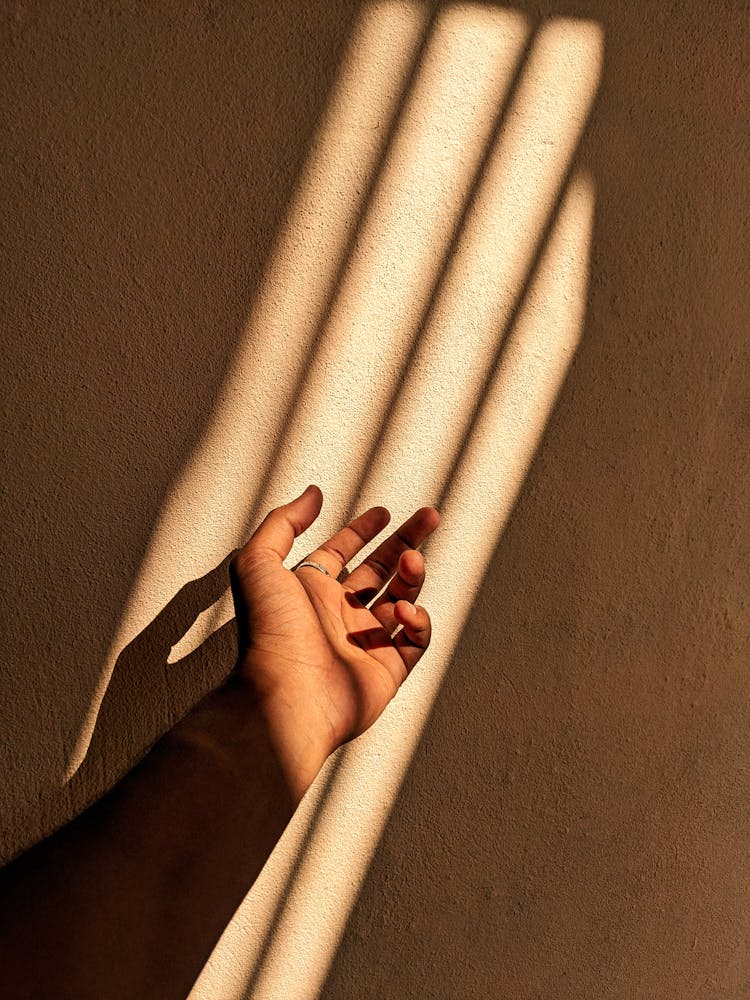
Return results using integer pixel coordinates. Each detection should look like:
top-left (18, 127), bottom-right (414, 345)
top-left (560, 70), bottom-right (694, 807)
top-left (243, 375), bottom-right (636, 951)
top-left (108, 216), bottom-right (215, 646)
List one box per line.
top-left (229, 486), bottom-right (439, 796)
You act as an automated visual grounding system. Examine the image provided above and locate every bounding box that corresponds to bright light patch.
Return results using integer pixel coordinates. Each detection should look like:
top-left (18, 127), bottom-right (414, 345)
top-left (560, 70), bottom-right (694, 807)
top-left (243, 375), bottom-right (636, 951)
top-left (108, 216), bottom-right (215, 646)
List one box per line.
top-left (258, 4), bottom-right (531, 508)
top-left (356, 16), bottom-right (604, 508)
top-left (194, 11), bottom-right (602, 1000)
top-left (236, 165), bottom-right (597, 1000)
top-left (64, 2), bottom-right (603, 996)
top-left (66, 0), bottom-right (432, 774)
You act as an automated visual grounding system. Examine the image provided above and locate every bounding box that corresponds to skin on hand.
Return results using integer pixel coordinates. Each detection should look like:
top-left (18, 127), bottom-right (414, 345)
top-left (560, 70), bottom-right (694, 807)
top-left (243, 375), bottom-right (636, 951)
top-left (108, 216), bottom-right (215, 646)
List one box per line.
top-left (0, 486), bottom-right (439, 1000)
top-left (229, 485), bottom-right (440, 798)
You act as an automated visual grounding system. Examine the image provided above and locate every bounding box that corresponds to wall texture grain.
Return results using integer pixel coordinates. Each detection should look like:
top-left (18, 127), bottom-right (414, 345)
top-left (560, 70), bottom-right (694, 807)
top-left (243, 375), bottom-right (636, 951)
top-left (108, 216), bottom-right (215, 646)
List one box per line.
top-left (1, 2), bottom-right (747, 998)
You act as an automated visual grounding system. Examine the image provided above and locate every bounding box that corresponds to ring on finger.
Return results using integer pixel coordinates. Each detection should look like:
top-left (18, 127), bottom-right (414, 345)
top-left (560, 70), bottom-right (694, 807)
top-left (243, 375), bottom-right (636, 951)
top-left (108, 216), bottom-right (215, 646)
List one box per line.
top-left (293, 560), bottom-right (330, 577)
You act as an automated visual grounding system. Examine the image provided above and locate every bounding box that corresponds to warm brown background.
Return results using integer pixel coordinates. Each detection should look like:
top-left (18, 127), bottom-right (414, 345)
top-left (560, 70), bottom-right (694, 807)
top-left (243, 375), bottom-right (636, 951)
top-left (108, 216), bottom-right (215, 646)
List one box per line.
top-left (2, 0), bottom-right (362, 850)
top-left (2, 2), bottom-right (748, 999)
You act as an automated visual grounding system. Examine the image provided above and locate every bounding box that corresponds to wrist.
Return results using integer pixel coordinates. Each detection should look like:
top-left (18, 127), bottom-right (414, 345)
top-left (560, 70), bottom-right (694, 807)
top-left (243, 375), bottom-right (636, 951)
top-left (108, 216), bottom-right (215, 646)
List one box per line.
top-left (173, 671), bottom-right (332, 804)
top-left (233, 654), bottom-right (338, 800)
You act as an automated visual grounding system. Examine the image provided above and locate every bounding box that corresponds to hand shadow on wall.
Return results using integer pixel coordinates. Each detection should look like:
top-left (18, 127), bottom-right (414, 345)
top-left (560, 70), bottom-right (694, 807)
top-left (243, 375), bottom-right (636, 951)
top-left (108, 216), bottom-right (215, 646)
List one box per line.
top-left (69, 557), bottom-right (238, 803)
top-left (0, 0), bottom-right (364, 861)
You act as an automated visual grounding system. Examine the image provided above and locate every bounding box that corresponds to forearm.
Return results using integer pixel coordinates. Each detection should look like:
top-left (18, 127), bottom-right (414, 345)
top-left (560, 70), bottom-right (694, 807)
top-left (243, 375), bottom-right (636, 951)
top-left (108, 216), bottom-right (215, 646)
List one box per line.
top-left (0, 676), bottom-right (318, 1000)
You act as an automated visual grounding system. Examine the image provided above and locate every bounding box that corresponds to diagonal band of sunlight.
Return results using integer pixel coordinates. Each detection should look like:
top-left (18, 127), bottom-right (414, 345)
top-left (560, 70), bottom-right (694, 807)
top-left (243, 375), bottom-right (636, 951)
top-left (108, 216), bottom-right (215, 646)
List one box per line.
top-left (65, 0), bottom-right (437, 776)
top-left (190, 13), bottom-right (603, 1000)
top-left (256, 6), bottom-right (533, 509)
top-left (233, 171), bottom-right (597, 1000)
top-left (350, 12), bottom-right (602, 517)
top-left (61, 1), bottom-right (603, 996)
top-left (221, 164), bottom-right (597, 1000)
top-left (169, 1), bottom-right (534, 670)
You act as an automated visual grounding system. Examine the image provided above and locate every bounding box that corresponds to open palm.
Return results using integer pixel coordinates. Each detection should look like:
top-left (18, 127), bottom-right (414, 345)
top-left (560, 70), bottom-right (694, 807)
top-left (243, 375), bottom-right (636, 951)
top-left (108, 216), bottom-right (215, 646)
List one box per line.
top-left (229, 486), bottom-right (439, 780)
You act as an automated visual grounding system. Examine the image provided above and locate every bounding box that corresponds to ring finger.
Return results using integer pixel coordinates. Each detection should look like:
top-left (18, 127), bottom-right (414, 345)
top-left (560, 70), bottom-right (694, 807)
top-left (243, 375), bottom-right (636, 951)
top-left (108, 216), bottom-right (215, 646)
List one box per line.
top-left (293, 505), bottom-right (391, 579)
top-left (344, 506), bottom-right (439, 603)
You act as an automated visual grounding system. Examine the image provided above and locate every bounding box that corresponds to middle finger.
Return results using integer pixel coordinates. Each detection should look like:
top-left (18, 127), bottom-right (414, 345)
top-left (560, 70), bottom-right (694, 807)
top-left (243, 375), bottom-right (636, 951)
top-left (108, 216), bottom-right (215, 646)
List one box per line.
top-left (345, 506), bottom-right (439, 603)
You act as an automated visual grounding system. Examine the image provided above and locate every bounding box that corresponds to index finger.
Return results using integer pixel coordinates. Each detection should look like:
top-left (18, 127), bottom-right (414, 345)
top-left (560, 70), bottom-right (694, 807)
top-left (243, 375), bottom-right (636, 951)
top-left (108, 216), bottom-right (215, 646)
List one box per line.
top-left (345, 506), bottom-right (439, 603)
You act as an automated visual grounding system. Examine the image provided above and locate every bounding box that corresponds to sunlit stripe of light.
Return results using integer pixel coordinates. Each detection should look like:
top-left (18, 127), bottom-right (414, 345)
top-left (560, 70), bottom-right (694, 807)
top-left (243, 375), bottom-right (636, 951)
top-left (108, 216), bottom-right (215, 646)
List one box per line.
top-left (242, 162), bottom-right (597, 1000)
top-left (65, 0), bottom-right (432, 776)
top-left (257, 4), bottom-right (531, 527)
top-left (171, 3), bottom-right (530, 664)
top-left (190, 12), bottom-right (602, 1000)
top-left (354, 15), bottom-right (604, 510)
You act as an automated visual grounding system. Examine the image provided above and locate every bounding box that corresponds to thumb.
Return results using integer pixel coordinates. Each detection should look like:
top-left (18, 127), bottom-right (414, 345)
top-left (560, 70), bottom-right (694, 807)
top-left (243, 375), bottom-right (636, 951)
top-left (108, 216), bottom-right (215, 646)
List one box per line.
top-left (243, 485), bottom-right (323, 563)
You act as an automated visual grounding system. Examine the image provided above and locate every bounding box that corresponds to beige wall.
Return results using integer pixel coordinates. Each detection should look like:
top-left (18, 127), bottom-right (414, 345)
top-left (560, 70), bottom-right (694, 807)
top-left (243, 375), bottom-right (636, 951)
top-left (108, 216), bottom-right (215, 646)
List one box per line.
top-left (2, 2), bottom-right (747, 999)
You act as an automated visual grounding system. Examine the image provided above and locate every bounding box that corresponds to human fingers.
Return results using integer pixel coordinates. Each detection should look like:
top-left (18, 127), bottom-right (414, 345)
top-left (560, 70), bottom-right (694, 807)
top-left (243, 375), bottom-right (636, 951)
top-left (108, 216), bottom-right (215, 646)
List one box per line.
top-left (392, 602), bottom-right (432, 672)
top-left (368, 549), bottom-right (425, 635)
top-left (345, 506), bottom-right (439, 603)
top-left (235, 485), bottom-right (323, 566)
top-left (296, 505), bottom-right (391, 579)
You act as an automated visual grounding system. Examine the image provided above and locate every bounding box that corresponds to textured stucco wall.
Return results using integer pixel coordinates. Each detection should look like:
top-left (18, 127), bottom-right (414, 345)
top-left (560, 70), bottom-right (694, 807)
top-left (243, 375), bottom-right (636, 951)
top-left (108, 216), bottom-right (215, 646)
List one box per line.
top-left (320, 5), bottom-right (750, 998)
top-left (2, 2), bottom-right (748, 999)
top-left (1, 0), bottom-right (362, 846)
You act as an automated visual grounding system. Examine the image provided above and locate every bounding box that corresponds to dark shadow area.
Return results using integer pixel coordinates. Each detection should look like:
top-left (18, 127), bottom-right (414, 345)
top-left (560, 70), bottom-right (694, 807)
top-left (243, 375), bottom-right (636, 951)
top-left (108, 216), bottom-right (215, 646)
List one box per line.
top-left (321, 2), bottom-right (749, 998)
top-left (69, 556), bottom-right (237, 803)
top-left (0, 0), bottom-right (364, 859)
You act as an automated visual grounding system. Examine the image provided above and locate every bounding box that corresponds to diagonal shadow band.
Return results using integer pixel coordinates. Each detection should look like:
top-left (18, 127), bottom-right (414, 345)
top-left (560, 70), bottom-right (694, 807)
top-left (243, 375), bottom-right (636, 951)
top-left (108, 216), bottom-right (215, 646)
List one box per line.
top-left (433, 130), bottom-right (598, 513)
top-left (70, 555), bottom-right (237, 802)
top-left (239, 3), bottom-right (442, 536)
top-left (238, 32), bottom-right (604, 1000)
top-left (341, 24), bottom-right (539, 524)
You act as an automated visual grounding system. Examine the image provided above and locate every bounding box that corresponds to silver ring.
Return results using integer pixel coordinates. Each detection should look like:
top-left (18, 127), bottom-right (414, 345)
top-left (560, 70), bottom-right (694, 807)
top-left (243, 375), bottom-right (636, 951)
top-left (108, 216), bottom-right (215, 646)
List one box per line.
top-left (294, 560), bottom-right (330, 577)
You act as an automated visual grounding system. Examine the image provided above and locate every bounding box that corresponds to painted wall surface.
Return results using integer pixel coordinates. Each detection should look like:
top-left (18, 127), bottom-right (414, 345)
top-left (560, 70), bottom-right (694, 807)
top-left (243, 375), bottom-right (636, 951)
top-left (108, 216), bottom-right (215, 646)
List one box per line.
top-left (2, 2), bottom-right (747, 999)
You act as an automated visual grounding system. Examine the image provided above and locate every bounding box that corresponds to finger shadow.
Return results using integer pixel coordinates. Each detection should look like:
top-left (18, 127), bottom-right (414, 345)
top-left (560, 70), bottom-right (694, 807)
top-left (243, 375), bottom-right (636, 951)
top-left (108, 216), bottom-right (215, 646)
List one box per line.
top-left (346, 627), bottom-right (394, 653)
top-left (343, 590), bottom-right (377, 610)
top-left (70, 556), bottom-right (238, 804)
top-left (0, 0), bottom-right (364, 862)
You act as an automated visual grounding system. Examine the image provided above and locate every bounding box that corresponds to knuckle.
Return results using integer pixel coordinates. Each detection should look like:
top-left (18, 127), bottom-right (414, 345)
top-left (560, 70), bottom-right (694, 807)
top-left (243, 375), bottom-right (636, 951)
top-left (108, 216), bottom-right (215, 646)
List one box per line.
top-left (366, 555), bottom-right (391, 579)
top-left (398, 550), bottom-right (424, 581)
top-left (347, 522), bottom-right (368, 545)
top-left (320, 541), bottom-right (347, 564)
top-left (231, 545), bottom-right (263, 578)
top-left (400, 567), bottom-right (423, 589)
top-left (415, 607), bottom-right (431, 633)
